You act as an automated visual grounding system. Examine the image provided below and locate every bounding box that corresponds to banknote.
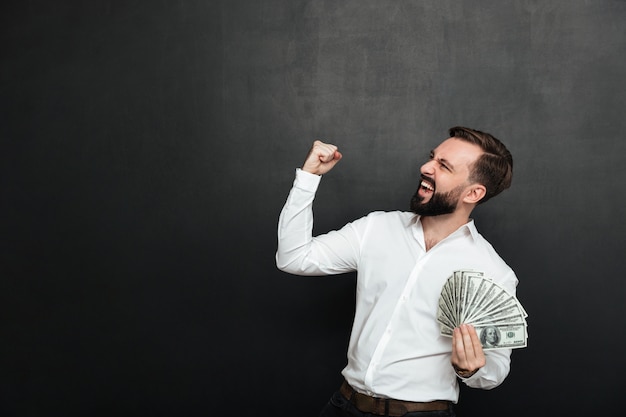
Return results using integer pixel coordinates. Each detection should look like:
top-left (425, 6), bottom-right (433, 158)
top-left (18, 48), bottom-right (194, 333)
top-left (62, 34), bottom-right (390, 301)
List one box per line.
top-left (474, 324), bottom-right (528, 350)
top-left (437, 270), bottom-right (528, 350)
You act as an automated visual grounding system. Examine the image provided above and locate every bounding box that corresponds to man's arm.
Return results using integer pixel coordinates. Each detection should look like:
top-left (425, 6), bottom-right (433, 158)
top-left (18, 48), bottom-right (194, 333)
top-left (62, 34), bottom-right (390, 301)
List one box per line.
top-left (276, 141), bottom-right (359, 276)
top-left (451, 324), bottom-right (511, 389)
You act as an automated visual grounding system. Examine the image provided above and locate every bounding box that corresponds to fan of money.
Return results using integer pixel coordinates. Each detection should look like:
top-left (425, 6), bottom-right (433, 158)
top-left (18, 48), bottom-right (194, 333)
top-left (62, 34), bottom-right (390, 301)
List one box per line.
top-left (437, 270), bottom-right (528, 350)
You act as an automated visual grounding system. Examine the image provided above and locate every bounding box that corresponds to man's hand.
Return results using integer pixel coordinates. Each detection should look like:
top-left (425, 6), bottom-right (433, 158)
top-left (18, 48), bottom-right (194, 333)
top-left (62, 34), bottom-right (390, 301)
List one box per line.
top-left (451, 324), bottom-right (486, 378)
top-left (302, 140), bottom-right (342, 175)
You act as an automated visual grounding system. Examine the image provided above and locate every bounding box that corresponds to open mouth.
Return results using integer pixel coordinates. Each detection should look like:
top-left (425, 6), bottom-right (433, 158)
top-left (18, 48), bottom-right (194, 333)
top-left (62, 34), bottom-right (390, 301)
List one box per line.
top-left (420, 176), bottom-right (435, 194)
top-left (421, 180), bottom-right (434, 192)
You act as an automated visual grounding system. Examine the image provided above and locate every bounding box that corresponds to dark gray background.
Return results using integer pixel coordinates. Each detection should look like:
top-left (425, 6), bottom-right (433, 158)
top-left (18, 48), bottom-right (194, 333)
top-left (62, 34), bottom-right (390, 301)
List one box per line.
top-left (2, 1), bottom-right (625, 416)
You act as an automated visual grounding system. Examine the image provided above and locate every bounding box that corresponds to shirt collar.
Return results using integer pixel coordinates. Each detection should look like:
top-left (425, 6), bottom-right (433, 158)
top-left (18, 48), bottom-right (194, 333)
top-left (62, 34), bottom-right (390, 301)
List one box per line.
top-left (464, 218), bottom-right (480, 241)
top-left (409, 215), bottom-right (480, 243)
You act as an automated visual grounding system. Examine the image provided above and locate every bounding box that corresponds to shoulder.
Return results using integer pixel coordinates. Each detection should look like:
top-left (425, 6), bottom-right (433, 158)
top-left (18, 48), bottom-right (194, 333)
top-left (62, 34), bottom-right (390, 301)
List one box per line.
top-left (473, 233), bottom-right (510, 265)
top-left (469, 226), bottom-right (518, 288)
top-left (467, 224), bottom-right (509, 262)
top-left (346, 210), bottom-right (415, 235)
top-left (358, 210), bottom-right (415, 225)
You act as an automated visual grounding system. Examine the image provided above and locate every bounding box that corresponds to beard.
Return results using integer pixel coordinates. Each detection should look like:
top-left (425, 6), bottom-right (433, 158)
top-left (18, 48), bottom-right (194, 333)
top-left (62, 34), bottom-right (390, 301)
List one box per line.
top-left (410, 181), bottom-right (465, 217)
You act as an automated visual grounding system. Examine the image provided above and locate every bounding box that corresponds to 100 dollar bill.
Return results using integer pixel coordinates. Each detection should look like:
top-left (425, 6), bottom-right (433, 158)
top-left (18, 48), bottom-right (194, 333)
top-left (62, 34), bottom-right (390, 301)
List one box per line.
top-left (474, 323), bottom-right (527, 350)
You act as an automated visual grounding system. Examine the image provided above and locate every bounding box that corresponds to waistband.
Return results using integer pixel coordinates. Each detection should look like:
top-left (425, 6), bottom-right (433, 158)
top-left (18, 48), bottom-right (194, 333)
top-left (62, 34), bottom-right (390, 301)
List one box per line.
top-left (339, 380), bottom-right (451, 416)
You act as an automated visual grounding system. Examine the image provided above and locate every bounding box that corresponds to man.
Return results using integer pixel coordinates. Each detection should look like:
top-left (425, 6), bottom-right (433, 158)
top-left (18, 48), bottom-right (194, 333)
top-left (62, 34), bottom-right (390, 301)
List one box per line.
top-left (276, 127), bottom-right (517, 417)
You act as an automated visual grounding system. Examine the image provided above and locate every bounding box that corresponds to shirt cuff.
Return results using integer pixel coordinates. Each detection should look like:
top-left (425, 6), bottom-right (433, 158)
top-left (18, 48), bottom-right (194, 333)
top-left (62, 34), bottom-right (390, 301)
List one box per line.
top-left (456, 366), bottom-right (481, 380)
top-left (294, 168), bottom-right (322, 192)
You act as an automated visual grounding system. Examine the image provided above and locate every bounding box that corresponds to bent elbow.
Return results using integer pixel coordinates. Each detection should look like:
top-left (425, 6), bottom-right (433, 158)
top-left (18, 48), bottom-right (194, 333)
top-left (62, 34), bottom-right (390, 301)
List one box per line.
top-left (275, 252), bottom-right (301, 275)
top-left (275, 251), bottom-right (322, 276)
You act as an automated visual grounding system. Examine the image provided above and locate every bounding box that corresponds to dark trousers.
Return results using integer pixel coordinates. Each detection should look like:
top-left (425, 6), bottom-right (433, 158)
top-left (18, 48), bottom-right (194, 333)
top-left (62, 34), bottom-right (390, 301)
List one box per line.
top-left (319, 390), bottom-right (456, 417)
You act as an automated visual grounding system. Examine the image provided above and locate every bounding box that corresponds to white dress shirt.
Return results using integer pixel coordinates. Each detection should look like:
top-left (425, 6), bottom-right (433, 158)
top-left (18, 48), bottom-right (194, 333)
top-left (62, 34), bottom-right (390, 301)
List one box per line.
top-left (276, 169), bottom-right (518, 403)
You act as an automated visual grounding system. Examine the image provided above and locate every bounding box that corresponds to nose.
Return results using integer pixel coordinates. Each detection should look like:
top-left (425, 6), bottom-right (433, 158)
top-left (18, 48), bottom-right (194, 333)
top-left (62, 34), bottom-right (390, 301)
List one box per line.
top-left (420, 159), bottom-right (436, 176)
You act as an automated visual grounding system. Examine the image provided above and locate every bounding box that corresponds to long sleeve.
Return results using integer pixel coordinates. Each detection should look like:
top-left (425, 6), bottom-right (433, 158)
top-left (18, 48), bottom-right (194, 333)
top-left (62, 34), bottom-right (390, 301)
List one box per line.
top-left (276, 169), bottom-right (360, 276)
top-left (460, 348), bottom-right (511, 389)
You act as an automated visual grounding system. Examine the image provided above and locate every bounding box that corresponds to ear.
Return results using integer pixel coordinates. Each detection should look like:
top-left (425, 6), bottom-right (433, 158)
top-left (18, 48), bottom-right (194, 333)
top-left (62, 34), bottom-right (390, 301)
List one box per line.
top-left (463, 184), bottom-right (486, 204)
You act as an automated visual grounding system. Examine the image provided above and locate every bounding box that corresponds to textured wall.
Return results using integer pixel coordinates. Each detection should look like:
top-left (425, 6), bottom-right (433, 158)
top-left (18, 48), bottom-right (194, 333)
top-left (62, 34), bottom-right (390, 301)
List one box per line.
top-left (2, 1), bottom-right (625, 415)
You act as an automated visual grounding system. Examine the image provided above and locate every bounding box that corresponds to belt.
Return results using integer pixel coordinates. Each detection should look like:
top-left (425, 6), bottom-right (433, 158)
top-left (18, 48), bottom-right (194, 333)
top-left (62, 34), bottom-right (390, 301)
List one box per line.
top-left (340, 380), bottom-right (450, 416)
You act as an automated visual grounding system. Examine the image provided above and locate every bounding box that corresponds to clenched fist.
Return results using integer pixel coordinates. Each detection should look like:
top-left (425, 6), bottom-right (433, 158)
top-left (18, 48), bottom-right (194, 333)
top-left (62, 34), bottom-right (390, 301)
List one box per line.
top-left (302, 140), bottom-right (343, 175)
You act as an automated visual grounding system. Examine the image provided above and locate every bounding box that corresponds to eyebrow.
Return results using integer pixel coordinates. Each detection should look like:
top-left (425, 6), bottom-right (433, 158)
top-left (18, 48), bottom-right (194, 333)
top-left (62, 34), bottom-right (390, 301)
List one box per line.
top-left (430, 150), bottom-right (456, 172)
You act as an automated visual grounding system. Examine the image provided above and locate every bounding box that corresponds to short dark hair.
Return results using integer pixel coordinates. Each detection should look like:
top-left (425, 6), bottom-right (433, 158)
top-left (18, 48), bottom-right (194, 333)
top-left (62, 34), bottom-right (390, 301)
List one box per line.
top-left (448, 126), bottom-right (513, 204)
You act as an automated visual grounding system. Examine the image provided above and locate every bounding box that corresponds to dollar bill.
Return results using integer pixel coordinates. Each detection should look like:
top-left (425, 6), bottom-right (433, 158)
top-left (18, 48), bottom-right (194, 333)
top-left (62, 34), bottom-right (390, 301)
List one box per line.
top-left (437, 270), bottom-right (528, 350)
top-left (474, 323), bottom-right (528, 350)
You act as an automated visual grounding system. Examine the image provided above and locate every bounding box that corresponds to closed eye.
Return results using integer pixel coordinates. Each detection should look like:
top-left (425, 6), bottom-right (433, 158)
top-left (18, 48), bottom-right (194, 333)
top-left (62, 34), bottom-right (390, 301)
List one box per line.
top-left (429, 151), bottom-right (452, 171)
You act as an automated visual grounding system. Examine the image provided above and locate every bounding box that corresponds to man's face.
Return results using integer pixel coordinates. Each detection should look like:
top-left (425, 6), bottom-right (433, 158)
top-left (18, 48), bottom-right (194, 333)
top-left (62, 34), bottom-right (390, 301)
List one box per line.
top-left (410, 138), bottom-right (483, 216)
top-left (486, 327), bottom-right (497, 343)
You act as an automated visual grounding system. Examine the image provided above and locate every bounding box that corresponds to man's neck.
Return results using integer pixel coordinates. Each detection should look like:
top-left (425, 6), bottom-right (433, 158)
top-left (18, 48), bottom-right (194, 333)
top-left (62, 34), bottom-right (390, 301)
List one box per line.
top-left (420, 211), bottom-right (471, 251)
